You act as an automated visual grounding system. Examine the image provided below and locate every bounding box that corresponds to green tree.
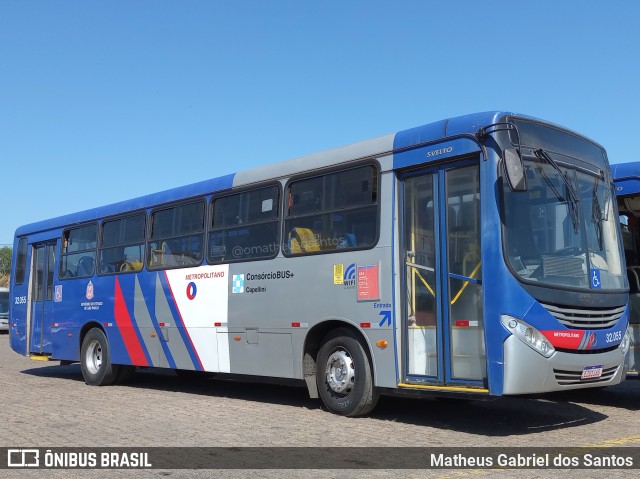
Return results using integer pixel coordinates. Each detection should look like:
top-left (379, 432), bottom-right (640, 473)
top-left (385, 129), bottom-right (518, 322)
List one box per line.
top-left (0, 246), bottom-right (12, 276)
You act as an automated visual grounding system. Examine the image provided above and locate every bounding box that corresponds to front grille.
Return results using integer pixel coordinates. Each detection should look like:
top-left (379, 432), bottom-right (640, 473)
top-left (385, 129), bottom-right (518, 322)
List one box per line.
top-left (553, 366), bottom-right (619, 386)
top-left (540, 302), bottom-right (625, 329)
top-left (555, 345), bottom-right (619, 354)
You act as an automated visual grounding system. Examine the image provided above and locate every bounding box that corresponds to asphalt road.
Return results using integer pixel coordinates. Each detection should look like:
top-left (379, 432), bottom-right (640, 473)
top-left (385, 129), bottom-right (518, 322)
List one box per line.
top-left (1, 333), bottom-right (639, 479)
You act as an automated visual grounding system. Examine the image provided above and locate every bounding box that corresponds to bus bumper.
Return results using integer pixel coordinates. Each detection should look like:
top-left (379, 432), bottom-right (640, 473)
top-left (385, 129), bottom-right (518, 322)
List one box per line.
top-left (502, 335), bottom-right (627, 394)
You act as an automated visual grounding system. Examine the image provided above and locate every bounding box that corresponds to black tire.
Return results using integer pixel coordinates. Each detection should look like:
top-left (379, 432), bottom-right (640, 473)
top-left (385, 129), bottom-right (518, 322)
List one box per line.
top-left (80, 328), bottom-right (120, 386)
top-left (316, 328), bottom-right (379, 417)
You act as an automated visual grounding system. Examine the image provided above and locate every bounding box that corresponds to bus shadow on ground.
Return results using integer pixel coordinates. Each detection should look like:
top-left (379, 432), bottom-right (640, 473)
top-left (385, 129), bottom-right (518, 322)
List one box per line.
top-left (372, 395), bottom-right (607, 436)
top-left (21, 363), bottom-right (317, 408)
top-left (22, 363), bottom-right (611, 436)
top-left (539, 379), bottom-right (640, 411)
top-left (21, 362), bottom-right (85, 381)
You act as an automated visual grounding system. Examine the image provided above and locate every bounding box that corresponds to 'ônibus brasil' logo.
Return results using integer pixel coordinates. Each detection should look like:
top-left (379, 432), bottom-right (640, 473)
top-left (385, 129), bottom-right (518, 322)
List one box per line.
top-left (86, 281), bottom-right (94, 300)
top-left (186, 282), bottom-right (197, 300)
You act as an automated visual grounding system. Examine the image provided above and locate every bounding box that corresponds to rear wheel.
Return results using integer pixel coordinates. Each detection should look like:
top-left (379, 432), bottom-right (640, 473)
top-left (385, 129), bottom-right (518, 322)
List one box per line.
top-left (80, 328), bottom-right (120, 385)
top-left (316, 328), bottom-right (379, 417)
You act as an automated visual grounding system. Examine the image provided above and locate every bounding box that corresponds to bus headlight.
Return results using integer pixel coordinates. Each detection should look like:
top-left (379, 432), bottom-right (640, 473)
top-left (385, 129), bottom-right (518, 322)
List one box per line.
top-left (501, 315), bottom-right (555, 358)
top-left (619, 327), bottom-right (631, 355)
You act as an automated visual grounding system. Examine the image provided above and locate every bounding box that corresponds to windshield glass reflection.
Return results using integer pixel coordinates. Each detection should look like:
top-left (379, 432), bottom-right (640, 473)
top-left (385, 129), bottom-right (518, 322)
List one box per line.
top-left (503, 153), bottom-right (625, 290)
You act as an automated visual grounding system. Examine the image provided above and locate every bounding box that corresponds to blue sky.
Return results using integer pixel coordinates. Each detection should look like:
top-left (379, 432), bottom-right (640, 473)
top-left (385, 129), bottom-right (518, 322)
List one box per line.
top-left (1, 1), bottom-right (639, 245)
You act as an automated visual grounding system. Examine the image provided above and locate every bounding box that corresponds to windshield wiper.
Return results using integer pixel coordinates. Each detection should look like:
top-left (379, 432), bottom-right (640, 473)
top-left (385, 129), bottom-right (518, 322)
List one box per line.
top-left (534, 149), bottom-right (581, 233)
top-left (534, 149), bottom-right (580, 204)
top-left (592, 176), bottom-right (604, 249)
top-left (536, 164), bottom-right (564, 202)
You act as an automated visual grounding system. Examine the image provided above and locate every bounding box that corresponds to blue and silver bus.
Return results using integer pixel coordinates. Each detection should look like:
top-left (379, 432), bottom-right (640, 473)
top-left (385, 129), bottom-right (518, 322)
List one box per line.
top-left (613, 161), bottom-right (640, 377)
top-left (9, 112), bottom-right (630, 416)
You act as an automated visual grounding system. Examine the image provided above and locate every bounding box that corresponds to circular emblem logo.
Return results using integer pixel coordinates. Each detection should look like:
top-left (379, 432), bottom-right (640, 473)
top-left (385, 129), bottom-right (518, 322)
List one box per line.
top-left (186, 282), bottom-right (197, 300)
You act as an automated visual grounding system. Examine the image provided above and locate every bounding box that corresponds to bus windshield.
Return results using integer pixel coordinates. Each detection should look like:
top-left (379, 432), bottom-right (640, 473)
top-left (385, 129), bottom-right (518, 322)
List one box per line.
top-left (502, 134), bottom-right (625, 291)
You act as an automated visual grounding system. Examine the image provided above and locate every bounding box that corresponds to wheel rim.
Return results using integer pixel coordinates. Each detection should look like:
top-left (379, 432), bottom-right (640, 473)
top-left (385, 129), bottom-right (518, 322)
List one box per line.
top-left (85, 339), bottom-right (102, 375)
top-left (325, 348), bottom-right (355, 395)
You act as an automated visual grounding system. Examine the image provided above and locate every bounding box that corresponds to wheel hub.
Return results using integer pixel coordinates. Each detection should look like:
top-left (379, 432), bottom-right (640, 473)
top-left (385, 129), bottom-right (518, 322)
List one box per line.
top-left (326, 349), bottom-right (355, 394)
top-left (85, 339), bottom-right (102, 375)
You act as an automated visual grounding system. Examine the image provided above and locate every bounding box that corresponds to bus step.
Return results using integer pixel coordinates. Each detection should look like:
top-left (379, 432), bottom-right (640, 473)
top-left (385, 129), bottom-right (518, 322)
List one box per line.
top-left (29, 355), bottom-right (52, 362)
top-left (397, 382), bottom-right (489, 394)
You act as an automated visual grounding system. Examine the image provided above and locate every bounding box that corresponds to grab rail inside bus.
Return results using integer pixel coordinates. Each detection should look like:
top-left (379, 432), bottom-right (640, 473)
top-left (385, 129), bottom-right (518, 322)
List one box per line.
top-left (411, 266), bottom-right (435, 297)
top-left (451, 262), bottom-right (482, 305)
top-left (408, 261), bottom-right (482, 306)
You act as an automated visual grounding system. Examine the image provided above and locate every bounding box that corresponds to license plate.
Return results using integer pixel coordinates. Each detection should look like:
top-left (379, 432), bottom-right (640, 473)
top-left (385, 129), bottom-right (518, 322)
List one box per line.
top-left (581, 365), bottom-right (603, 380)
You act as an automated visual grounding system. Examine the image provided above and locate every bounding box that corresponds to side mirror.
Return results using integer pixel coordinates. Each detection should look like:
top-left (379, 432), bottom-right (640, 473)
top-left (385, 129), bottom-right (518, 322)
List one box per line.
top-left (504, 148), bottom-right (527, 192)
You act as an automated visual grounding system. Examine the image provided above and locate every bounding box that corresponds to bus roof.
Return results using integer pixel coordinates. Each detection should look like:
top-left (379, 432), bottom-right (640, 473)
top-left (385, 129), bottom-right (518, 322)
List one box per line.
top-left (612, 161), bottom-right (640, 196)
top-left (16, 111), bottom-right (513, 238)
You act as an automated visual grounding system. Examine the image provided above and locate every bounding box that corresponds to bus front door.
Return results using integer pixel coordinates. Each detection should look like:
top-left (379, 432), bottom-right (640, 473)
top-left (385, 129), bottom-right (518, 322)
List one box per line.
top-left (29, 242), bottom-right (56, 355)
top-left (401, 161), bottom-right (487, 387)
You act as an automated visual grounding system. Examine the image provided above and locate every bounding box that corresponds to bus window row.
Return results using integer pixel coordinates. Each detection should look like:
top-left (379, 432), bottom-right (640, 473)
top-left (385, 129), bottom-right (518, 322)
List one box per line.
top-left (55, 164), bottom-right (379, 279)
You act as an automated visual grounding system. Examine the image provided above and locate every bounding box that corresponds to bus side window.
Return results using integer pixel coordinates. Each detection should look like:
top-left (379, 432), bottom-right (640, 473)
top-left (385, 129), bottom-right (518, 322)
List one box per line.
top-left (14, 237), bottom-right (28, 284)
top-left (99, 214), bottom-right (145, 275)
top-left (59, 224), bottom-right (97, 279)
top-left (208, 185), bottom-right (280, 263)
top-left (148, 202), bottom-right (205, 270)
top-left (284, 165), bottom-right (378, 256)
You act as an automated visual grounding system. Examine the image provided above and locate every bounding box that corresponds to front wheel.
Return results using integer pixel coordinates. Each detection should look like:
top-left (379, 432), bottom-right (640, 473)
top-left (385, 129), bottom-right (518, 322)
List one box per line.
top-left (80, 328), bottom-right (120, 385)
top-left (316, 328), bottom-right (379, 417)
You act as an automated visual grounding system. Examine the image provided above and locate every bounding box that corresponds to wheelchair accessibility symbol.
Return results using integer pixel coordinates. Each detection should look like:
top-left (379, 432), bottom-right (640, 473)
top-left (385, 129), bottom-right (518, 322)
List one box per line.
top-left (590, 269), bottom-right (601, 289)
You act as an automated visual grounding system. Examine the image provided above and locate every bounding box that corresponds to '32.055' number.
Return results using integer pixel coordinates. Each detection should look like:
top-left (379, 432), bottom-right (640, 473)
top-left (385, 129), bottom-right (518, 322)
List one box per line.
top-left (606, 331), bottom-right (622, 343)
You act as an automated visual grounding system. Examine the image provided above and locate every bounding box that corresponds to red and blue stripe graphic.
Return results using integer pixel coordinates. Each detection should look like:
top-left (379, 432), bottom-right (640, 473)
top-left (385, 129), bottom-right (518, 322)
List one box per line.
top-left (161, 272), bottom-right (205, 371)
top-left (114, 277), bottom-right (149, 366)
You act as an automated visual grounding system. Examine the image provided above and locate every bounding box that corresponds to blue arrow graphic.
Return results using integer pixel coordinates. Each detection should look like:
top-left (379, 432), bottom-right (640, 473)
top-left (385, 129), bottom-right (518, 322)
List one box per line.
top-left (378, 310), bottom-right (391, 327)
